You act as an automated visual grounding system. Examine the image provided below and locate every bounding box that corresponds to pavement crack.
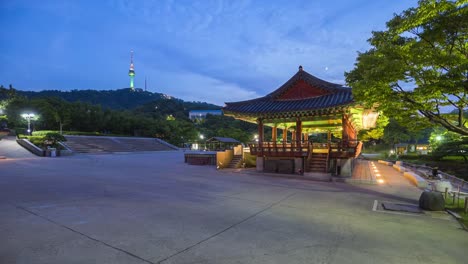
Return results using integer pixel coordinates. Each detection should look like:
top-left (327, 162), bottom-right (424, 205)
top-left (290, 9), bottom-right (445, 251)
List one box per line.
top-left (156, 192), bottom-right (297, 263)
top-left (13, 203), bottom-right (156, 264)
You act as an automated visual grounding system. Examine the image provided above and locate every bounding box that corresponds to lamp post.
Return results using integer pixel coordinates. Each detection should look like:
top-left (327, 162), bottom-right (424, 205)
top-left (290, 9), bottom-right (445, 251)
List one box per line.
top-left (200, 135), bottom-right (204, 150)
top-left (21, 113), bottom-right (35, 135)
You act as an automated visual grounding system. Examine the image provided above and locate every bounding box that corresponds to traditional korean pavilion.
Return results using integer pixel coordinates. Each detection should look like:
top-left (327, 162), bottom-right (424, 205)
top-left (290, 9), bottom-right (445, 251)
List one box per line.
top-left (223, 66), bottom-right (378, 176)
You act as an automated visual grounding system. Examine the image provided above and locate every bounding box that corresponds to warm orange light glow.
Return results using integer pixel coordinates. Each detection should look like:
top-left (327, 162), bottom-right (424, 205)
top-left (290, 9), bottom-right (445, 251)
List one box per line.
top-left (377, 179), bottom-right (385, 184)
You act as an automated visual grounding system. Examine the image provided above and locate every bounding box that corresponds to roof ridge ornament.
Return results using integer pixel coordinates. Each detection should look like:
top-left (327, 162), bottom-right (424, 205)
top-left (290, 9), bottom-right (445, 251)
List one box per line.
top-left (299, 65), bottom-right (303, 71)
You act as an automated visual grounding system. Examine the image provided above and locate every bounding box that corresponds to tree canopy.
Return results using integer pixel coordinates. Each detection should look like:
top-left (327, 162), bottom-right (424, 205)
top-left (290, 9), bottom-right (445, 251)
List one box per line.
top-left (346, 0), bottom-right (468, 135)
top-left (0, 86), bottom-right (258, 146)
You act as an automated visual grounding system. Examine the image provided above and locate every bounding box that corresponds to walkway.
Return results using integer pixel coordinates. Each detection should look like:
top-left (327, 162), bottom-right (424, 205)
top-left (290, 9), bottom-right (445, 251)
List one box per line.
top-left (1, 152), bottom-right (465, 264)
top-left (0, 136), bottom-right (37, 159)
top-left (350, 159), bottom-right (423, 201)
top-left (349, 158), bottom-right (375, 184)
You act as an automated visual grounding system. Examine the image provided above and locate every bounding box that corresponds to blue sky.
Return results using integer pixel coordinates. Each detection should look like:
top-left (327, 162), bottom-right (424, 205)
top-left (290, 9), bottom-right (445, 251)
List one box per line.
top-left (0, 0), bottom-right (418, 105)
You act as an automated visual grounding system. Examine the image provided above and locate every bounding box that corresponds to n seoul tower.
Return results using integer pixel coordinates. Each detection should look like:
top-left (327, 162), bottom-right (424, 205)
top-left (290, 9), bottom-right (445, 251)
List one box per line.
top-left (128, 50), bottom-right (135, 91)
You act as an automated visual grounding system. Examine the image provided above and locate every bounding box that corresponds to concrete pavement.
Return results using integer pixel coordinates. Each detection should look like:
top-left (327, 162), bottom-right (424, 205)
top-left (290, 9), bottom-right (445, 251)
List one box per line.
top-left (1, 151), bottom-right (466, 264)
top-left (0, 136), bottom-right (38, 159)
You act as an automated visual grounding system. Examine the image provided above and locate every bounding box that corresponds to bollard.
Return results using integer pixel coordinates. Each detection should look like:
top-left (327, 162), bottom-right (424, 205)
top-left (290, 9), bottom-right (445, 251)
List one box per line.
top-left (445, 187), bottom-right (448, 200)
top-left (452, 192), bottom-right (456, 205)
top-left (465, 197), bottom-right (468, 213)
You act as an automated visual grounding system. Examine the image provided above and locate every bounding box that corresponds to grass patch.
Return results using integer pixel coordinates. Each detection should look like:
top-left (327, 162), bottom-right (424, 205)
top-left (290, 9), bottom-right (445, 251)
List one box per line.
top-left (445, 194), bottom-right (468, 227)
top-left (442, 156), bottom-right (466, 161)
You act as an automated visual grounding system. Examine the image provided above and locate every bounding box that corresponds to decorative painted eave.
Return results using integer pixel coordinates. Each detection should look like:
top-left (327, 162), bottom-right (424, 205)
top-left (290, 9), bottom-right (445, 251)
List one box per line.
top-left (223, 66), bottom-right (354, 118)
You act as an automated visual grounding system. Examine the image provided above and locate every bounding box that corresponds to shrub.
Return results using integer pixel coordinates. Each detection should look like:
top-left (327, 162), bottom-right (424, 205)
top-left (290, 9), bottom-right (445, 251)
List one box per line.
top-left (431, 137), bottom-right (468, 163)
top-left (32, 130), bottom-right (59, 136)
top-left (25, 136), bottom-right (45, 146)
top-left (43, 132), bottom-right (66, 148)
top-left (32, 130), bottom-right (100, 136)
top-left (398, 154), bottom-right (421, 160)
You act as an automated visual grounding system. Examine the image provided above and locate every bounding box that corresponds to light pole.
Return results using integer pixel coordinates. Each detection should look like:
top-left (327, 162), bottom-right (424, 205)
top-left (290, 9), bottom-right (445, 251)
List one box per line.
top-left (21, 113), bottom-right (35, 135)
top-left (200, 135), bottom-right (205, 150)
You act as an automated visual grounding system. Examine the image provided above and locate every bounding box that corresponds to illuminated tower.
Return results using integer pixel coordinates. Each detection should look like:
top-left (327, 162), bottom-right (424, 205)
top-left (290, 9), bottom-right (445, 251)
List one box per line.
top-left (128, 50), bottom-right (135, 90)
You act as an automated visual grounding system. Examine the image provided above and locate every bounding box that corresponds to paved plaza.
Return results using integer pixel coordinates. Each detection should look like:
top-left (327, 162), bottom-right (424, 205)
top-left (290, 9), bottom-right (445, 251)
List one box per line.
top-left (0, 140), bottom-right (466, 263)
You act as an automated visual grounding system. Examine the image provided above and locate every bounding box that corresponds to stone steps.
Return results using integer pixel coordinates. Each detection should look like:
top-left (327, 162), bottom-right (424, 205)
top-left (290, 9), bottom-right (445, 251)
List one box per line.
top-left (309, 153), bottom-right (327, 173)
top-left (227, 155), bottom-right (243, 169)
top-left (64, 136), bottom-right (176, 154)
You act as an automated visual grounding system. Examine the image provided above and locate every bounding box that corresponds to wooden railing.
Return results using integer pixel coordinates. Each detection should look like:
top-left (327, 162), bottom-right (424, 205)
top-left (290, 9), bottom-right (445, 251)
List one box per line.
top-left (248, 141), bottom-right (310, 157)
top-left (329, 140), bottom-right (362, 158)
top-left (249, 140), bottom-right (363, 159)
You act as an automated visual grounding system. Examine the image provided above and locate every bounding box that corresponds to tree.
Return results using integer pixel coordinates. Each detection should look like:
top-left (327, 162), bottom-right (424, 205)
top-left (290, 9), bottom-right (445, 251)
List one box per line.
top-left (383, 119), bottom-right (412, 145)
top-left (346, 0), bottom-right (468, 135)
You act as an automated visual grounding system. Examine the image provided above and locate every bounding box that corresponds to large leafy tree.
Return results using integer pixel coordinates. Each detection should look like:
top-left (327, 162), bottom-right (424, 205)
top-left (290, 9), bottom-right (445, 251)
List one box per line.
top-left (346, 0), bottom-right (468, 135)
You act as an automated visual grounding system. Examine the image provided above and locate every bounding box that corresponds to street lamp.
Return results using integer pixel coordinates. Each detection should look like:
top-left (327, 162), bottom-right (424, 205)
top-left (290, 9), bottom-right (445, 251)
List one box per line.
top-left (21, 113), bottom-right (35, 135)
top-left (435, 135), bottom-right (442, 141)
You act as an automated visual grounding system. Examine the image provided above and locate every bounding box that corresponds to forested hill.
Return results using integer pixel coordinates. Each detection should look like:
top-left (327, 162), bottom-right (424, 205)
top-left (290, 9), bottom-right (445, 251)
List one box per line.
top-left (18, 88), bottom-right (221, 110)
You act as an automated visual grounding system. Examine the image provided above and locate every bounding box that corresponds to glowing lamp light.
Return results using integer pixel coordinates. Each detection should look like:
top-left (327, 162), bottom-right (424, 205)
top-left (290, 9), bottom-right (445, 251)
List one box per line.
top-left (435, 135), bottom-right (442, 141)
top-left (362, 111), bottom-right (379, 129)
top-left (377, 179), bottom-right (385, 184)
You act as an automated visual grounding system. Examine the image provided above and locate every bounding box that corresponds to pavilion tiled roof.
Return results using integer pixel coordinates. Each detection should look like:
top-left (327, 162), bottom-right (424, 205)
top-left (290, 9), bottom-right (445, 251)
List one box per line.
top-left (223, 66), bottom-right (353, 116)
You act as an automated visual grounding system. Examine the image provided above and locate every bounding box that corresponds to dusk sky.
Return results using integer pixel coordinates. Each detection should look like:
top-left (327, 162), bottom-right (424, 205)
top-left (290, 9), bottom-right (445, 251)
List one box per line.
top-left (1, 0), bottom-right (419, 106)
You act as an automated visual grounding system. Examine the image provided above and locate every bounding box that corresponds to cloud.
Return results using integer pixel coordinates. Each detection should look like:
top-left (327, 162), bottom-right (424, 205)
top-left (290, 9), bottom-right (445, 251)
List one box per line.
top-left (1, 0), bottom-right (420, 104)
top-left (145, 69), bottom-right (260, 106)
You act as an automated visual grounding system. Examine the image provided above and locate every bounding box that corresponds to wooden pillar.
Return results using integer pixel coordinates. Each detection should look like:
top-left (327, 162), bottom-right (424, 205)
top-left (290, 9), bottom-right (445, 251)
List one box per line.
top-left (342, 115), bottom-right (348, 140)
top-left (272, 125), bottom-right (277, 143)
top-left (349, 126), bottom-right (357, 140)
top-left (291, 130), bottom-right (296, 141)
top-left (257, 119), bottom-right (264, 143)
top-left (342, 115), bottom-right (357, 141)
top-left (304, 133), bottom-right (309, 141)
top-left (282, 128), bottom-right (287, 142)
top-left (295, 118), bottom-right (302, 144)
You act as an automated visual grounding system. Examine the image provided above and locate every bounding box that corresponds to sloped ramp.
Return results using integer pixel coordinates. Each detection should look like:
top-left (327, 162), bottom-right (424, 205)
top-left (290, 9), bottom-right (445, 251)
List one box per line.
top-left (0, 136), bottom-right (38, 158)
top-left (63, 136), bottom-right (178, 154)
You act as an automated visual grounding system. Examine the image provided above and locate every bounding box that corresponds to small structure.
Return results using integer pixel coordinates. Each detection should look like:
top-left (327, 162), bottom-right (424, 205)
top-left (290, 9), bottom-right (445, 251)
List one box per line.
top-left (223, 66), bottom-right (378, 176)
top-left (393, 142), bottom-right (430, 155)
top-left (206, 137), bottom-right (240, 151)
top-left (189, 110), bottom-right (222, 121)
top-left (394, 143), bottom-right (409, 155)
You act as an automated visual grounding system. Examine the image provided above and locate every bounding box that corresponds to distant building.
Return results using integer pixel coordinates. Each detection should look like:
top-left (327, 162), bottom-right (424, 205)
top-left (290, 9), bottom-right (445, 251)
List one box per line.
top-left (189, 110), bottom-right (222, 121)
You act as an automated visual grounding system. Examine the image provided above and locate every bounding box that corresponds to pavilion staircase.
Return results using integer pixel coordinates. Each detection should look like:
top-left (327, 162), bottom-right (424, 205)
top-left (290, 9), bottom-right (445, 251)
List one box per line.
top-left (308, 153), bottom-right (328, 173)
top-left (227, 155), bottom-right (243, 169)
